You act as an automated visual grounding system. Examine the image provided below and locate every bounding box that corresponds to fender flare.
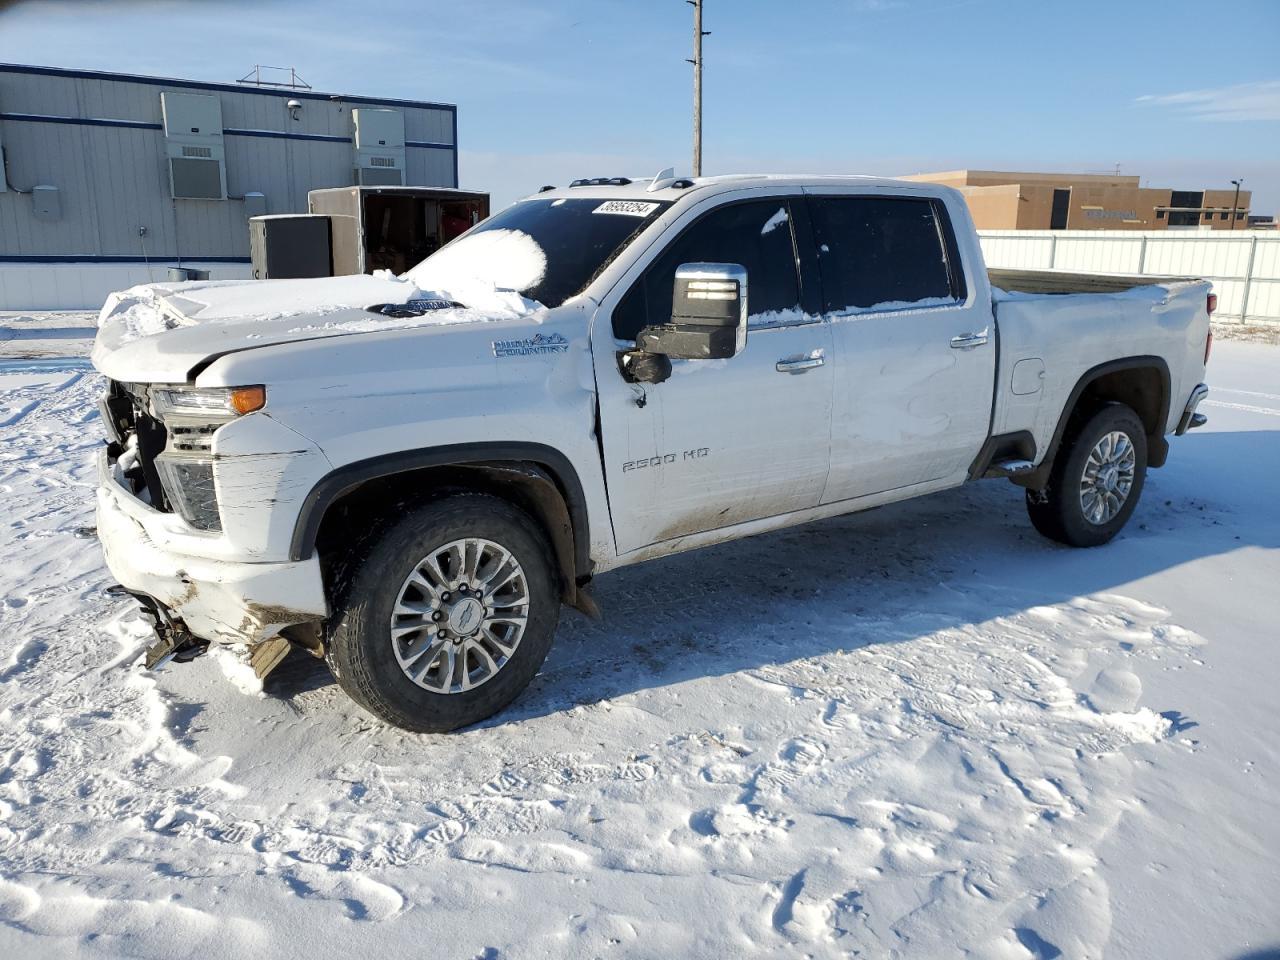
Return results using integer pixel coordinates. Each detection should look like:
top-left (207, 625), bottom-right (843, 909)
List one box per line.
top-left (289, 442), bottom-right (591, 578)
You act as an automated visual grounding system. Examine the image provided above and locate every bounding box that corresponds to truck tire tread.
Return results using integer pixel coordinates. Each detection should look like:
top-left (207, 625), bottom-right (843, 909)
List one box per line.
top-left (325, 493), bottom-right (560, 732)
top-left (1025, 402), bottom-right (1148, 548)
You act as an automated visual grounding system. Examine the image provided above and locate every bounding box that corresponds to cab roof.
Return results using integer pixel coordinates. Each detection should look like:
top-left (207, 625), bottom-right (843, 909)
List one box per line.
top-left (528, 173), bottom-right (938, 204)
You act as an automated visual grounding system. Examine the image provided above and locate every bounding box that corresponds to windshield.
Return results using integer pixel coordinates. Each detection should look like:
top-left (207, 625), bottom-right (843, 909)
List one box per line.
top-left (405, 197), bottom-right (671, 308)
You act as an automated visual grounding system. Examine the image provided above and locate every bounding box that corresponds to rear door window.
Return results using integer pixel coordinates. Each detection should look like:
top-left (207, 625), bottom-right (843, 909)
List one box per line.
top-left (612, 200), bottom-right (802, 340)
top-left (807, 196), bottom-right (963, 314)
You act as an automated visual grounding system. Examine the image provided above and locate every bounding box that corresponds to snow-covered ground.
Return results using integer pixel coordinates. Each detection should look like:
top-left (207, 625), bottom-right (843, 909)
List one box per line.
top-left (0, 332), bottom-right (1276, 959)
top-left (0, 312), bottom-right (98, 359)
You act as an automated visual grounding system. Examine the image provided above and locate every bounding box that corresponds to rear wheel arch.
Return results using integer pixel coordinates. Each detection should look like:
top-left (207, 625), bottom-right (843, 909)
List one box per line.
top-left (1017, 356), bottom-right (1171, 488)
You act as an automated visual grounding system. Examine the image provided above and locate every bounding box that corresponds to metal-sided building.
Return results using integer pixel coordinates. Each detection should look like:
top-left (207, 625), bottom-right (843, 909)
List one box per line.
top-left (0, 63), bottom-right (458, 309)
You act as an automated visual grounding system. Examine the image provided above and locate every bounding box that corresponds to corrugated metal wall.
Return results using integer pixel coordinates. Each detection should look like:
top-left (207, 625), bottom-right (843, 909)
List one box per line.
top-left (980, 229), bottom-right (1280, 324)
top-left (0, 64), bottom-right (457, 308)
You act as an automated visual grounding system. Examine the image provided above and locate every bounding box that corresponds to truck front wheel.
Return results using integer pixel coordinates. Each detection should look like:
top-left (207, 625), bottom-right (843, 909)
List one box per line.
top-left (1025, 402), bottom-right (1148, 548)
top-left (326, 494), bottom-right (560, 732)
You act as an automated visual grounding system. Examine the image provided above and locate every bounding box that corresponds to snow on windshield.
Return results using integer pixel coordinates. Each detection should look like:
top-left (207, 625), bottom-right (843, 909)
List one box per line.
top-left (406, 228), bottom-right (548, 299)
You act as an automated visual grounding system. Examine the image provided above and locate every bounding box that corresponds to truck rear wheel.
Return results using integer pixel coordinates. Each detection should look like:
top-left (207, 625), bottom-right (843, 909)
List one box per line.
top-left (326, 494), bottom-right (559, 732)
top-left (1026, 402), bottom-right (1148, 548)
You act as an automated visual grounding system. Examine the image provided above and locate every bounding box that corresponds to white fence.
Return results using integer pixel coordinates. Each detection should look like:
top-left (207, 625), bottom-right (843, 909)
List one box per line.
top-left (979, 229), bottom-right (1280, 325)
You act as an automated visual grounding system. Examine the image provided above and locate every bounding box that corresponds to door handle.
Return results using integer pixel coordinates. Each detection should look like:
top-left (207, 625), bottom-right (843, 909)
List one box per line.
top-left (776, 354), bottom-right (825, 373)
top-left (950, 329), bottom-right (989, 350)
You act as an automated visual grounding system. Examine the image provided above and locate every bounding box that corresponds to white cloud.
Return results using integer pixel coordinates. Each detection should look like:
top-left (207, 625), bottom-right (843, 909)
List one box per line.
top-left (1135, 80), bottom-right (1280, 122)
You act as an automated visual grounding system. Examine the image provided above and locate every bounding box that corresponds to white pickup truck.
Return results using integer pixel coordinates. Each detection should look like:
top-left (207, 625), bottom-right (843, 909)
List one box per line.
top-left (92, 173), bottom-right (1213, 732)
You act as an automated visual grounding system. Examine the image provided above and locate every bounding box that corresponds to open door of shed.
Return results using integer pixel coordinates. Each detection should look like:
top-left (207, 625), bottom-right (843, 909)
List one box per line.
top-left (308, 186), bottom-right (491, 276)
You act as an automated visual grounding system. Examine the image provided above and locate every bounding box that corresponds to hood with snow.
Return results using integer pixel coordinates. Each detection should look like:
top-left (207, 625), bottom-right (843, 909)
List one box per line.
top-left (91, 270), bottom-right (546, 384)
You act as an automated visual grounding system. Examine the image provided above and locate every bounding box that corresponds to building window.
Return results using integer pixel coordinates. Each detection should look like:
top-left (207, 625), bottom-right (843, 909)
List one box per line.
top-left (1156, 210), bottom-right (1167, 220)
top-left (1221, 212), bottom-right (1231, 221)
top-left (1203, 212), bottom-right (1215, 221)
top-left (1050, 188), bottom-right (1071, 230)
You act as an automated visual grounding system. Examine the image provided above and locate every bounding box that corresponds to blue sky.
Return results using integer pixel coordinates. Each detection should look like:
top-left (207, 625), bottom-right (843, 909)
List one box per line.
top-left (2, 0), bottom-right (1278, 213)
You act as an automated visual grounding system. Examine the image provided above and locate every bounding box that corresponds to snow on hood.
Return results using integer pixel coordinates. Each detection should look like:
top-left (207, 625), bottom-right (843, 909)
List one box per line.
top-left (95, 269), bottom-right (544, 351)
top-left (91, 269), bottom-right (550, 383)
top-left (94, 224), bottom-right (556, 362)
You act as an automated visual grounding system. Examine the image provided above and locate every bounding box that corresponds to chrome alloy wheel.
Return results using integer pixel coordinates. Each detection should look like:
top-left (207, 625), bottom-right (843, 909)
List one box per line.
top-left (1079, 430), bottom-right (1137, 525)
top-left (389, 537), bottom-right (529, 694)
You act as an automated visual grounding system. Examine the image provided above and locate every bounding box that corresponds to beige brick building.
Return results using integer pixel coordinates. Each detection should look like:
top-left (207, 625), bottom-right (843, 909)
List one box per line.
top-left (902, 170), bottom-right (1252, 231)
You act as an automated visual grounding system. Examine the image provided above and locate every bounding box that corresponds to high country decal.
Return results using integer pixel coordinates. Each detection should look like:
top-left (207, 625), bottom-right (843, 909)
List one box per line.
top-left (622, 447), bottom-right (710, 472)
top-left (492, 332), bottom-right (570, 358)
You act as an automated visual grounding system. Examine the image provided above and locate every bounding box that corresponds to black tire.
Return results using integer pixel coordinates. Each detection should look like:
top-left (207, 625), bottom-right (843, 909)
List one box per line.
top-left (325, 493), bottom-right (559, 732)
top-left (1026, 402), bottom-right (1148, 548)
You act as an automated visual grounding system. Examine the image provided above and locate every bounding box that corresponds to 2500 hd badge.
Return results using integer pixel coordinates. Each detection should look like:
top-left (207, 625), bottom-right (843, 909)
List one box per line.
top-left (622, 447), bottom-right (711, 472)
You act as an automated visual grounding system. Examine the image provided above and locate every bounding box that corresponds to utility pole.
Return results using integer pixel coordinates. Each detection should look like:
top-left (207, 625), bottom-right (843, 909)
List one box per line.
top-left (687, 0), bottom-right (707, 177)
top-left (1230, 178), bottom-right (1243, 230)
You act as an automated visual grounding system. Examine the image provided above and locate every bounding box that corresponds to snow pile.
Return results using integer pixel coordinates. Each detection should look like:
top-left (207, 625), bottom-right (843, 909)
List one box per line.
top-left (208, 645), bottom-right (265, 697)
top-left (406, 227), bottom-right (546, 297)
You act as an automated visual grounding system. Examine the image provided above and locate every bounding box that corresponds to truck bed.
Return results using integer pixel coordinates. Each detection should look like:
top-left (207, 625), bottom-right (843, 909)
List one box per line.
top-left (989, 268), bottom-right (1191, 296)
top-left (986, 267), bottom-right (1211, 473)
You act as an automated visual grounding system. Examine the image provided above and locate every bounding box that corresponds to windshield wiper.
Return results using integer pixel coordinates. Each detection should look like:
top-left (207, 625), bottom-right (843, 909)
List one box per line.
top-left (367, 299), bottom-right (467, 318)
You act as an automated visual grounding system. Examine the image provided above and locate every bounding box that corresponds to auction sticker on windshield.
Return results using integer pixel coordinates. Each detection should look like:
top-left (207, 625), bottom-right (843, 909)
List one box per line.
top-left (593, 200), bottom-right (661, 217)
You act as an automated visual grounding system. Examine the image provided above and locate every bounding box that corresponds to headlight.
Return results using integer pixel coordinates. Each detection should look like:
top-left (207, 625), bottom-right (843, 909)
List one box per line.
top-left (152, 385), bottom-right (265, 420)
top-left (150, 385), bottom-right (265, 532)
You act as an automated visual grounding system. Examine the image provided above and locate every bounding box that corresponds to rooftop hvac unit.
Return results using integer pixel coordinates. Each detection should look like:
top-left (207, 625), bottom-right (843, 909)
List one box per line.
top-left (161, 91), bottom-right (227, 200)
top-left (352, 108), bottom-right (405, 187)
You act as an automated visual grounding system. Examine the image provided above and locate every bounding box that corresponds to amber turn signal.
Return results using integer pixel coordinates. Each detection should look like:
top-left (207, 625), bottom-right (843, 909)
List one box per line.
top-left (230, 385), bottom-right (267, 415)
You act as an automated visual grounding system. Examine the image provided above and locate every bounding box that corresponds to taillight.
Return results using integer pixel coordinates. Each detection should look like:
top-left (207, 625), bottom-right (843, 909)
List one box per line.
top-left (1206, 292), bottom-right (1218, 315)
top-left (1205, 328), bottom-right (1213, 365)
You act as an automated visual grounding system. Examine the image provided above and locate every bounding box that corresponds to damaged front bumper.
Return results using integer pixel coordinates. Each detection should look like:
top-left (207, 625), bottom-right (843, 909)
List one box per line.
top-left (96, 449), bottom-right (329, 650)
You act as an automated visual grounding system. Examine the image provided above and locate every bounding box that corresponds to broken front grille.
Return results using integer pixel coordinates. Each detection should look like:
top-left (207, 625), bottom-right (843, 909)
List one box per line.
top-left (102, 380), bottom-right (172, 512)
